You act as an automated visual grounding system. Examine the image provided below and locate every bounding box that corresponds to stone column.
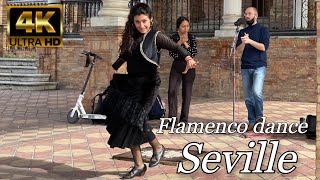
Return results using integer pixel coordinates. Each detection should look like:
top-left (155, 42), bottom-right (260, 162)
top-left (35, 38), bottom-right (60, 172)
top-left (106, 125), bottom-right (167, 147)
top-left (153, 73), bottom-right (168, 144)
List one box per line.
top-left (91, 0), bottom-right (129, 27)
top-left (316, 1), bottom-right (320, 179)
top-left (215, 0), bottom-right (242, 37)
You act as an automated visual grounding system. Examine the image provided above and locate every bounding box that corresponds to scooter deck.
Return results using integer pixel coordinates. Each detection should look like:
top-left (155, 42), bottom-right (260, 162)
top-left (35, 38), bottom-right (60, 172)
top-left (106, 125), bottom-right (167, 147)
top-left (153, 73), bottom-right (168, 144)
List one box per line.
top-left (81, 114), bottom-right (107, 119)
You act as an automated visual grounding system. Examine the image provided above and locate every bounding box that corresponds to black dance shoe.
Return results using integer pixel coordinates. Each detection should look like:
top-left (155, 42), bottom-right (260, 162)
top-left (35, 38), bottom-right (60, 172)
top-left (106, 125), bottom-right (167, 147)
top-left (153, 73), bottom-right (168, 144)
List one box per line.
top-left (121, 164), bottom-right (147, 179)
top-left (149, 145), bottom-right (165, 167)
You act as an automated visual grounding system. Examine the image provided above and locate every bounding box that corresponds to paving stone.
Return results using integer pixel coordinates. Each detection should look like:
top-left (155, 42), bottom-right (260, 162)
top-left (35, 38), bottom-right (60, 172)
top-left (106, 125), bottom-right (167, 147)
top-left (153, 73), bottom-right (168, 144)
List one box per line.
top-left (0, 90), bottom-right (316, 179)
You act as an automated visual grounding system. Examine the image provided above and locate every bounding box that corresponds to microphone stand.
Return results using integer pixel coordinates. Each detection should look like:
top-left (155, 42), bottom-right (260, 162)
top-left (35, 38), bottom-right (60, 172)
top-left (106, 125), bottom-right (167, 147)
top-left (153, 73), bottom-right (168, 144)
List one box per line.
top-left (229, 25), bottom-right (240, 130)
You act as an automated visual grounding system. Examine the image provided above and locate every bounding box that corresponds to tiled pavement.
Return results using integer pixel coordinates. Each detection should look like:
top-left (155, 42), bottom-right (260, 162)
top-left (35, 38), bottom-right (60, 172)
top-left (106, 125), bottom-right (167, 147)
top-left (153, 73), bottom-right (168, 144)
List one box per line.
top-left (0, 90), bottom-right (316, 180)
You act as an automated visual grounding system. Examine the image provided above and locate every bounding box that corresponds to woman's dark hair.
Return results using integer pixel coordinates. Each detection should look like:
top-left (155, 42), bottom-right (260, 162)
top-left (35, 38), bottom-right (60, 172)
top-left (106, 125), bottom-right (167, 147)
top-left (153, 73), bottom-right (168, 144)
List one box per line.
top-left (119, 3), bottom-right (153, 55)
top-left (176, 16), bottom-right (189, 30)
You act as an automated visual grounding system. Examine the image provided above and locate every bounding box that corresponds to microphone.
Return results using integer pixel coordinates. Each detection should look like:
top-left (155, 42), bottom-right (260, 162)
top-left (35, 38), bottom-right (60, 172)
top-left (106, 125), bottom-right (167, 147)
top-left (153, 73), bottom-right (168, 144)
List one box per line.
top-left (234, 18), bottom-right (245, 26)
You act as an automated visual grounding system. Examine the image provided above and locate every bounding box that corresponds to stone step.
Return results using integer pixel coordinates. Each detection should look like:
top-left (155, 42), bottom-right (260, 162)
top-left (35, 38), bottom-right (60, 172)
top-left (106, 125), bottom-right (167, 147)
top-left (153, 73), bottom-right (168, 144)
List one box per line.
top-left (0, 73), bottom-right (50, 82)
top-left (0, 81), bottom-right (57, 91)
top-left (0, 58), bottom-right (38, 66)
top-left (0, 66), bottom-right (38, 74)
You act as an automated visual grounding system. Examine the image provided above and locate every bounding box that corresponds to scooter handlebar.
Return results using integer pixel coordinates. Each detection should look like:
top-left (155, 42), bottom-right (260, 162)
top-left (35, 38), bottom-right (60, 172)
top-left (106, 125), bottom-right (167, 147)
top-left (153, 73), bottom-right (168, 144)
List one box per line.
top-left (81, 50), bottom-right (102, 59)
top-left (81, 50), bottom-right (102, 67)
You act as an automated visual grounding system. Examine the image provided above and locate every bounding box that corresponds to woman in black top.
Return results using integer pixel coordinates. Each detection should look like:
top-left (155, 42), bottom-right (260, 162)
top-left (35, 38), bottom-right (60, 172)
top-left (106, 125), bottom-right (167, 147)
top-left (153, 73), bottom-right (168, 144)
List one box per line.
top-left (103, 3), bottom-right (197, 179)
top-left (168, 16), bottom-right (198, 124)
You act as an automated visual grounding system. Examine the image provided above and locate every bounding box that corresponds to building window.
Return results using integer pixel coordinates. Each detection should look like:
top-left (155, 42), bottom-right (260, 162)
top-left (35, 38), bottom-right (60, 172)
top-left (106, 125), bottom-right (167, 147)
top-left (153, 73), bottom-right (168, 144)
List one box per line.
top-left (252, 0), bottom-right (270, 17)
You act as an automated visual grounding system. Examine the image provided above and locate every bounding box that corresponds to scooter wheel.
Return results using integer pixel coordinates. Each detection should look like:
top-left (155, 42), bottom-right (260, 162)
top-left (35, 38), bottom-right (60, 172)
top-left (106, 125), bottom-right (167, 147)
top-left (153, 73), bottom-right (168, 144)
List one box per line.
top-left (67, 110), bottom-right (79, 124)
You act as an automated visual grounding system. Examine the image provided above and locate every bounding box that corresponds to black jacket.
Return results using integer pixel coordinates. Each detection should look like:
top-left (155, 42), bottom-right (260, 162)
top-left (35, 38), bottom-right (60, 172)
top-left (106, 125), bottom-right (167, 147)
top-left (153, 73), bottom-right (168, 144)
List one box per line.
top-left (112, 29), bottom-right (190, 71)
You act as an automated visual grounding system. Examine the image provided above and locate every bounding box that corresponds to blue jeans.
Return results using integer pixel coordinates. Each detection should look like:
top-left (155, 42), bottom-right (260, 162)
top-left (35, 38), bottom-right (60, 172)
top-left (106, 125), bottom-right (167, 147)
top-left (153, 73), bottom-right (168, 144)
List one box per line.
top-left (241, 66), bottom-right (266, 125)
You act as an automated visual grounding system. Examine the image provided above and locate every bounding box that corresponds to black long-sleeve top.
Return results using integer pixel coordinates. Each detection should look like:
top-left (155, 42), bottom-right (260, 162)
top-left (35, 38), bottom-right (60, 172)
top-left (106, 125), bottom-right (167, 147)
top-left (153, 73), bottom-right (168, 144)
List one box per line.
top-left (112, 31), bottom-right (190, 74)
top-left (169, 33), bottom-right (197, 59)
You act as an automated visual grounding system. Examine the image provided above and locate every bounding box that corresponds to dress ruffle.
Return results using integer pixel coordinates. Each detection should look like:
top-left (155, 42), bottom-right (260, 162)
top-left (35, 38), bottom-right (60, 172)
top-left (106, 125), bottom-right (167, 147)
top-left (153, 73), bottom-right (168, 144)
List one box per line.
top-left (101, 73), bottom-right (161, 148)
top-left (102, 86), bottom-right (147, 131)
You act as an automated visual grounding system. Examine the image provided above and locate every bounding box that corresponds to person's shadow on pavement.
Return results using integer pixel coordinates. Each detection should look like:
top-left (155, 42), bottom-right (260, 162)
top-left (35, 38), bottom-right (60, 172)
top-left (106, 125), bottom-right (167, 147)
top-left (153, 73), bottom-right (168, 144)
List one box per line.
top-left (0, 156), bottom-right (124, 179)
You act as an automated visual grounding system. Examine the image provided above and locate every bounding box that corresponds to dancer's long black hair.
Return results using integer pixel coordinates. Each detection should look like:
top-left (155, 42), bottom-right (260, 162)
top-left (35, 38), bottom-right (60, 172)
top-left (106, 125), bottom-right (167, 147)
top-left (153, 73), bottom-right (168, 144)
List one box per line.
top-left (119, 3), bottom-right (153, 56)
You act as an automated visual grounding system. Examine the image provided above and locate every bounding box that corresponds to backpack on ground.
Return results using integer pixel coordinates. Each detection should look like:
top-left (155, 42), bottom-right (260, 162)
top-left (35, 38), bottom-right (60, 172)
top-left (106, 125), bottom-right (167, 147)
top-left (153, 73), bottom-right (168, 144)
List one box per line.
top-left (90, 93), bottom-right (108, 125)
top-left (148, 95), bottom-right (166, 120)
top-left (305, 114), bottom-right (316, 140)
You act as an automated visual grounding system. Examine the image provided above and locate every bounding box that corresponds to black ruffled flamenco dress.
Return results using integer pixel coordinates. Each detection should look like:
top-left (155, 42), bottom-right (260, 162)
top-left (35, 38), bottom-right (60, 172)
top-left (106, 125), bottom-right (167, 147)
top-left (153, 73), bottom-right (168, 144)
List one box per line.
top-left (101, 72), bottom-right (160, 149)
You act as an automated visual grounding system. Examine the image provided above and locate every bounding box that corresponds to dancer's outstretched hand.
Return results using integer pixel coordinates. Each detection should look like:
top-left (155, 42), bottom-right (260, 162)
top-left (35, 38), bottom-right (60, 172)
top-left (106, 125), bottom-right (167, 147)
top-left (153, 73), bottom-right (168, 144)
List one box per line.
top-left (182, 56), bottom-right (198, 74)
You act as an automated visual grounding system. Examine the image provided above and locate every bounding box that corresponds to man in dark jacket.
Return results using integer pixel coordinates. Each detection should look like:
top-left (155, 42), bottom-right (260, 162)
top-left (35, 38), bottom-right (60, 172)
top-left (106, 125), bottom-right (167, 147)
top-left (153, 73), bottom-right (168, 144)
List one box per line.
top-left (236, 7), bottom-right (270, 131)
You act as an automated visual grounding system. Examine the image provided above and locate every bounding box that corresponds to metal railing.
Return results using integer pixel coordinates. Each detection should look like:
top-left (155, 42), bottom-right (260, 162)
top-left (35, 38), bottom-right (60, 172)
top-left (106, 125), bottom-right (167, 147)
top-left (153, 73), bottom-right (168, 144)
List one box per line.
top-left (135, 0), bottom-right (223, 37)
top-left (7, 0), bottom-right (102, 36)
top-left (7, 0), bottom-right (47, 6)
top-left (243, 0), bottom-right (316, 35)
top-left (61, 0), bottom-right (102, 35)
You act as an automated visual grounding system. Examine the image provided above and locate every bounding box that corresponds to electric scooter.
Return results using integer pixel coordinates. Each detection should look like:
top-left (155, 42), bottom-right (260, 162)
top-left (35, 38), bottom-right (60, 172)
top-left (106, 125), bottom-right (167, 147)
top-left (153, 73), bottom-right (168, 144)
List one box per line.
top-left (67, 50), bottom-right (107, 124)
